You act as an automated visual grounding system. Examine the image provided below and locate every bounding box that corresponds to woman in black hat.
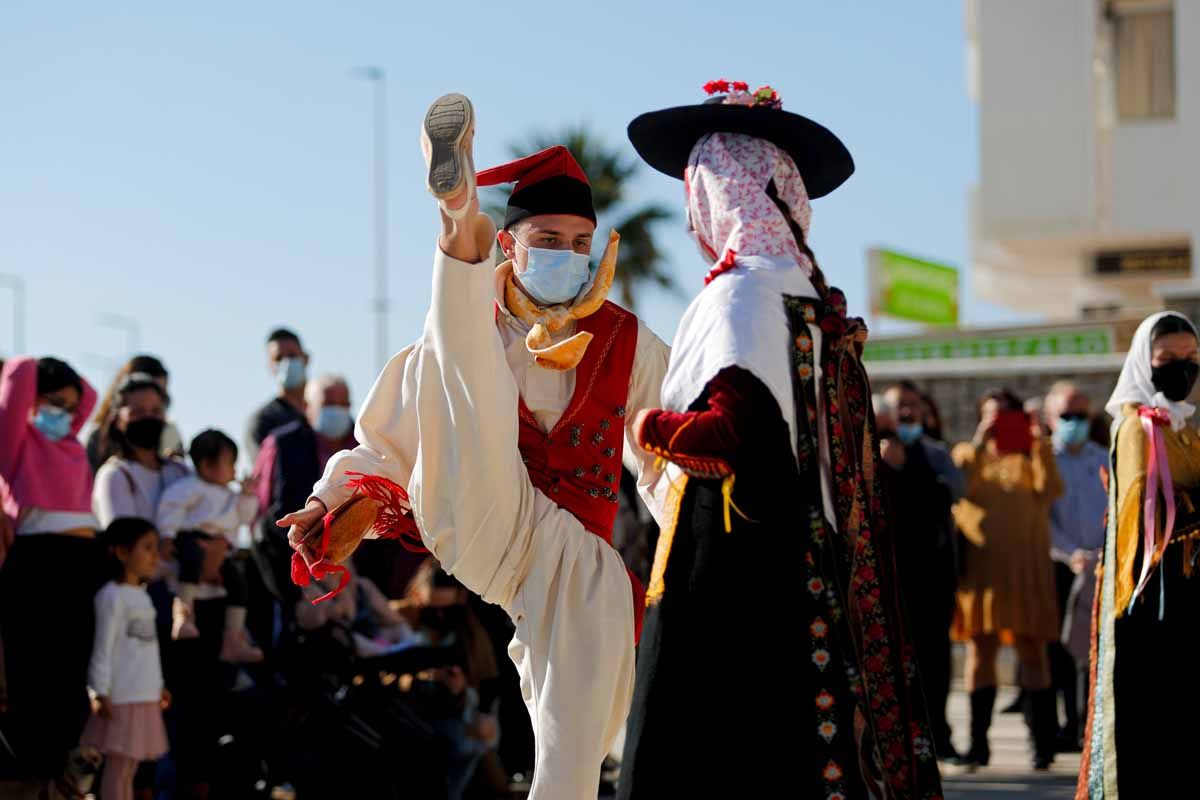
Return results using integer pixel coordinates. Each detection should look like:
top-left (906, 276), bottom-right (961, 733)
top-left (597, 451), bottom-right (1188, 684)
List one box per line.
top-left (618, 81), bottom-right (944, 799)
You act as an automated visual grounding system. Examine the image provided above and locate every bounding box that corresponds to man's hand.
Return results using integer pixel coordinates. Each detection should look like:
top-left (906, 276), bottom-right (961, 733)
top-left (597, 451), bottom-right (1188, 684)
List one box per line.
top-left (161, 688), bottom-right (172, 710)
top-left (279, 499), bottom-right (327, 564)
top-left (880, 436), bottom-right (907, 469)
top-left (95, 695), bottom-right (114, 720)
top-left (1069, 548), bottom-right (1090, 575)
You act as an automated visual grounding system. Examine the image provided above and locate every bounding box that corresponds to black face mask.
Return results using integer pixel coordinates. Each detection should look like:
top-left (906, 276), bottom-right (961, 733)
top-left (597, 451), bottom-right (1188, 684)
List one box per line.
top-left (124, 418), bottom-right (165, 451)
top-left (1151, 359), bottom-right (1200, 403)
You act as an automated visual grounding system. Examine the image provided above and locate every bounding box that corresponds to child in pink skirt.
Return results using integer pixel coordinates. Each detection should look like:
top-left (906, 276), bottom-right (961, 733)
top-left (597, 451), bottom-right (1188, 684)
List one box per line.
top-left (83, 517), bottom-right (170, 800)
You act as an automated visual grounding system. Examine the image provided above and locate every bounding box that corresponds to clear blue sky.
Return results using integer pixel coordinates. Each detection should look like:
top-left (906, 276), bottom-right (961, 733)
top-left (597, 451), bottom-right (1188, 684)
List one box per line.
top-left (1, 1), bottom-right (1013, 464)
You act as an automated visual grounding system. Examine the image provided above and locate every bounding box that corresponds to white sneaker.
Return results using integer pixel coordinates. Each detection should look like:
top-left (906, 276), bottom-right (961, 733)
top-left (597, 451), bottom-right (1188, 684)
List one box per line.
top-left (421, 92), bottom-right (475, 219)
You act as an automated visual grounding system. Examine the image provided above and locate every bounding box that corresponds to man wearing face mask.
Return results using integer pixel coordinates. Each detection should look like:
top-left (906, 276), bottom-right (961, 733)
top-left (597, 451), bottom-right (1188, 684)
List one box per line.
top-left (244, 328), bottom-right (310, 463)
top-left (879, 381), bottom-right (964, 761)
top-left (248, 374), bottom-right (356, 648)
top-left (279, 95), bottom-right (670, 800)
top-left (293, 141), bottom-right (672, 620)
top-left (478, 144), bottom-right (672, 533)
top-left (1044, 381), bottom-right (1108, 753)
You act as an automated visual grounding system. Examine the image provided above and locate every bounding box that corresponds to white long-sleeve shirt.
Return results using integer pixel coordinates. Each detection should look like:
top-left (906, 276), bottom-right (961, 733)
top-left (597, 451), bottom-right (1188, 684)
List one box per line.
top-left (155, 474), bottom-right (258, 542)
top-left (92, 457), bottom-right (190, 529)
top-left (88, 581), bottom-right (163, 705)
top-left (311, 246), bottom-right (636, 800)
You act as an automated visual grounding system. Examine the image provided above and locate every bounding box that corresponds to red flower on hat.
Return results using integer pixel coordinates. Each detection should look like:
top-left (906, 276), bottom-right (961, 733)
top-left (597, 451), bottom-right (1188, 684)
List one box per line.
top-left (703, 79), bottom-right (731, 95)
top-left (731, 81), bottom-right (749, 92)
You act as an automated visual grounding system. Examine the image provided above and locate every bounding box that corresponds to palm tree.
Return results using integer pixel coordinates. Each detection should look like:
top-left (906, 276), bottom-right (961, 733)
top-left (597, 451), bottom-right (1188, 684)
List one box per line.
top-left (487, 126), bottom-right (678, 311)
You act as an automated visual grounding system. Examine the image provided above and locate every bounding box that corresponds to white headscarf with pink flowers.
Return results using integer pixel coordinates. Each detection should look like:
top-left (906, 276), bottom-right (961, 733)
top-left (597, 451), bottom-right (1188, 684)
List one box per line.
top-left (686, 132), bottom-right (814, 276)
top-left (662, 132), bottom-right (825, 469)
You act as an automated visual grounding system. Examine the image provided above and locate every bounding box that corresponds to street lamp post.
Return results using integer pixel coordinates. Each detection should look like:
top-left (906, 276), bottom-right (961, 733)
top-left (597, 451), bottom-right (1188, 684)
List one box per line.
top-left (0, 274), bottom-right (26, 355)
top-left (352, 66), bottom-right (389, 373)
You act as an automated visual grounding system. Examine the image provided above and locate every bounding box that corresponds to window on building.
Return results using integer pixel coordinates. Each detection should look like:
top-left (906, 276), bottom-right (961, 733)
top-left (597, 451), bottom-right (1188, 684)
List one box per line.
top-left (1111, 0), bottom-right (1176, 119)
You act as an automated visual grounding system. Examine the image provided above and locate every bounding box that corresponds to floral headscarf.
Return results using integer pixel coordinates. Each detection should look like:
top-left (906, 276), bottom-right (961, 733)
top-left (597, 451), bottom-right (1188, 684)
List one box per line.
top-left (685, 132), bottom-right (813, 279)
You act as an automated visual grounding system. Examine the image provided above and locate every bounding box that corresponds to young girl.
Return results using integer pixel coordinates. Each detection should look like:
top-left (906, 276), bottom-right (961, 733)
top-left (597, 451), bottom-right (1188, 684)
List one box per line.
top-left (83, 517), bottom-right (170, 800)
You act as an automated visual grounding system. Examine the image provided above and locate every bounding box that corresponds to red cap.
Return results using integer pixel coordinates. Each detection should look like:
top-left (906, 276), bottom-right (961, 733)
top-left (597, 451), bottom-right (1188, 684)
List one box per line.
top-left (477, 145), bottom-right (590, 188)
top-left (477, 146), bottom-right (595, 227)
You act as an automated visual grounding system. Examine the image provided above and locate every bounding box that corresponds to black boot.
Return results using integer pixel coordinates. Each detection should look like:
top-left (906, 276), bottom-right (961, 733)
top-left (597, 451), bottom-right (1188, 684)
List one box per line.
top-left (960, 687), bottom-right (996, 767)
top-left (1024, 688), bottom-right (1057, 770)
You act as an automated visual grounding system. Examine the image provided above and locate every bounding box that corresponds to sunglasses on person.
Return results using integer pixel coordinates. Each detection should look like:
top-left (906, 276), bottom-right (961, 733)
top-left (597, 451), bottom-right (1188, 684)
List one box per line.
top-left (1058, 412), bottom-right (1088, 422)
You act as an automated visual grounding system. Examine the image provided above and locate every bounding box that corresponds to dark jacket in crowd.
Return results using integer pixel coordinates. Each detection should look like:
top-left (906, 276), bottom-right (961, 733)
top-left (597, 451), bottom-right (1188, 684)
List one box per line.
top-left (244, 397), bottom-right (305, 463)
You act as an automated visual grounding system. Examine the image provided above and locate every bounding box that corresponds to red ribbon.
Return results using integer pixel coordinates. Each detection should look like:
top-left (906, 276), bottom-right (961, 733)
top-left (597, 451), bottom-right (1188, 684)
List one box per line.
top-left (290, 509), bottom-right (351, 605)
top-left (1130, 406), bottom-right (1176, 609)
top-left (703, 249), bottom-right (738, 285)
top-left (291, 472), bottom-right (421, 605)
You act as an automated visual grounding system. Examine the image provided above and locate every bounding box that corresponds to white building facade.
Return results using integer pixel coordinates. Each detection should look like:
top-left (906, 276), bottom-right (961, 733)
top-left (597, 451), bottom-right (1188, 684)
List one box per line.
top-left (966, 0), bottom-right (1199, 320)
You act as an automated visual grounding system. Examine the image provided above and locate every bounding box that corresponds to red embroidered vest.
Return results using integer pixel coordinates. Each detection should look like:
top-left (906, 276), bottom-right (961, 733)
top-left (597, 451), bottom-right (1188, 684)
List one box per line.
top-left (516, 301), bottom-right (637, 544)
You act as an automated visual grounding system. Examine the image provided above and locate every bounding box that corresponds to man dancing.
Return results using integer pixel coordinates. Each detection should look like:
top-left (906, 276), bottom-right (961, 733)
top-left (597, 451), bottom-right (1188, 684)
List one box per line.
top-left (280, 93), bottom-right (668, 799)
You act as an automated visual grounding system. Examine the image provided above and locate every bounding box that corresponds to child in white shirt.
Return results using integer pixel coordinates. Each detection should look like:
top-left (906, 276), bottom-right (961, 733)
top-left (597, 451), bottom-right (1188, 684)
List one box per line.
top-left (156, 429), bottom-right (261, 664)
top-left (83, 517), bottom-right (170, 800)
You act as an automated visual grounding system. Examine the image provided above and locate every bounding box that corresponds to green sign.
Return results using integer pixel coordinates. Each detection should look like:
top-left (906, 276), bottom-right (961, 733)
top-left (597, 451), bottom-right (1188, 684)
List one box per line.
top-left (863, 327), bottom-right (1114, 362)
top-left (871, 248), bottom-right (959, 326)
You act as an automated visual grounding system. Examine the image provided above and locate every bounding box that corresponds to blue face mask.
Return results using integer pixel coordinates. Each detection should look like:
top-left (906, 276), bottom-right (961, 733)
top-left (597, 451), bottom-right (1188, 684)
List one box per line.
top-left (896, 422), bottom-right (924, 446)
top-left (513, 237), bottom-right (592, 306)
top-left (1054, 417), bottom-right (1091, 448)
top-left (276, 357), bottom-right (306, 391)
top-left (315, 406), bottom-right (353, 439)
top-left (33, 404), bottom-right (73, 442)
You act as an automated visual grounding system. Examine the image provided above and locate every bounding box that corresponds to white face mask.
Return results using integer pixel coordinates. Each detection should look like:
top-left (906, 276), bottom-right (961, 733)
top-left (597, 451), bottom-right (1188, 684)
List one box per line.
top-left (314, 406), bottom-right (353, 439)
top-left (276, 357), bottom-right (306, 391)
top-left (511, 236), bottom-right (592, 305)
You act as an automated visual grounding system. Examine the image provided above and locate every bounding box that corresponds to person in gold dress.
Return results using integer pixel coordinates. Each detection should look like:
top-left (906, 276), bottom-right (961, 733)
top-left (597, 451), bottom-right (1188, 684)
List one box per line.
top-left (952, 388), bottom-right (1063, 770)
top-left (1080, 311), bottom-right (1200, 799)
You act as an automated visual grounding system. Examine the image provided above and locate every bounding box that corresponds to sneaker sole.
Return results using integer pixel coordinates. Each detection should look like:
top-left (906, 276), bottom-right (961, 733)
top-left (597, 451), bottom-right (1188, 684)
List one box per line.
top-left (424, 93), bottom-right (473, 198)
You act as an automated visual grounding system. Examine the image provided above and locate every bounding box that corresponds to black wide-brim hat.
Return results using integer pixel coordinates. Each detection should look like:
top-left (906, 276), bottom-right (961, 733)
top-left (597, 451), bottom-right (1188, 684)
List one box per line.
top-left (628, 97), bottom-right (854, 198)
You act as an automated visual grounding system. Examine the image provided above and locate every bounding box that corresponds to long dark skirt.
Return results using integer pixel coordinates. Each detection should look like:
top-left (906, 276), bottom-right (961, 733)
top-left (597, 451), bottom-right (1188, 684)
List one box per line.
top-left (620, 292), bottom-right (942, 799)
top-left (0, 534), bottom-right (104, 779)
top-left (619, 475), bottom-right (868, 798)
top-left (1111, 545), bottom-right (1200, 797)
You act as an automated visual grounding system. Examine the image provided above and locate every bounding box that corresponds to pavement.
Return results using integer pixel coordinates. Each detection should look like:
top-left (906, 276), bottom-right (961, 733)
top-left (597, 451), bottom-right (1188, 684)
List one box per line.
top-left (942, 685), bottom-right (1081, 800)
top-left (601, 668), bottom-right (1083, 799)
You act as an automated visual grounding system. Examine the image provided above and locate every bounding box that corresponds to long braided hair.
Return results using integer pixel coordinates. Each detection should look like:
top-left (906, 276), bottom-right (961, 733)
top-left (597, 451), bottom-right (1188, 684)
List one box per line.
top-left (765, 179), bottom-right (830, 300)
